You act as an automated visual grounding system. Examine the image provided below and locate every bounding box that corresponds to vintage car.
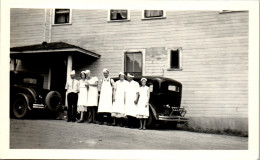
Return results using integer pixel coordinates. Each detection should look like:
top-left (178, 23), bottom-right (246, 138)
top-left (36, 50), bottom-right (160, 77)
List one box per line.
top-left (10, 70), bottom-right (62, 118)
top-left (113, 76), bottom-right (188, 128)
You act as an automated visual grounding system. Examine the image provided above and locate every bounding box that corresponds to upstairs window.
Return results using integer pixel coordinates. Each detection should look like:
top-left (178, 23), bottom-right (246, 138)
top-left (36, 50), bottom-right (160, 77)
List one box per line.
top-left (54, 9), bottom-right (71, 24)
top-left (167, 48), bottom-right (183, 70)
top-left (142, 10), bottom-right (166, 19)
top-left (109, 9), bottom-right (130, 21)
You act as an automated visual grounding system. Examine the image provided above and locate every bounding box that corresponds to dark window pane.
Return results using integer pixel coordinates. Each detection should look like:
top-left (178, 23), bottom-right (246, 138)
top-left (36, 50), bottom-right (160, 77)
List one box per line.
top-left (110, 10), bottom-right (128, 20)
top-left (125, 52), bottom-right (142, 76)
top-left (170, 50), bottom-right (179, 68)
top-left (144, 10), bottom-right (163, 18)
top-left (55, 9), bottom-right (70, 24)
top-left (125, 54), bottom-right (134, 72)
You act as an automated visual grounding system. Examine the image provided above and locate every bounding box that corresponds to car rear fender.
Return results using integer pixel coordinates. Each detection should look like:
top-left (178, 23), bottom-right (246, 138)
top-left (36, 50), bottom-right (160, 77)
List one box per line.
top-left (15, 93), bottom-right (32, 110)
top-left (13, 85), bottom-right (37, 103)
top-left (149, 103), bottom-right (158, 120)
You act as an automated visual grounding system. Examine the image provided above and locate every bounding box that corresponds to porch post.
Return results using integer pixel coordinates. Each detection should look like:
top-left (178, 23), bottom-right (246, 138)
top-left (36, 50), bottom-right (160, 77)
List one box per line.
top-left (65, 55), bottom-right (73, 106)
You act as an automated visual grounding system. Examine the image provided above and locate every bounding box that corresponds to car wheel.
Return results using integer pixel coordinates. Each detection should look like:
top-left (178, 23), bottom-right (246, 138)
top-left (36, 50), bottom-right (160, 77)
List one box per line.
top-left (13, 97), bottom-right (29, 119)
top-left (45, 91), bottom-right (62, 112)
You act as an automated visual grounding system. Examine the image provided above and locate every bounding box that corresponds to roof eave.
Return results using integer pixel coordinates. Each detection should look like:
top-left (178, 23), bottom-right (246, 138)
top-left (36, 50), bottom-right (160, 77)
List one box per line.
top-left (10, 48), bottom-right (101, 58)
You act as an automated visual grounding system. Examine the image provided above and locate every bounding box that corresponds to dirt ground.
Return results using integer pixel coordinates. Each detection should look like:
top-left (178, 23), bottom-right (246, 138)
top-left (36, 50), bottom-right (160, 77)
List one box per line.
top-left (9, 118), bottom-right (248, 150)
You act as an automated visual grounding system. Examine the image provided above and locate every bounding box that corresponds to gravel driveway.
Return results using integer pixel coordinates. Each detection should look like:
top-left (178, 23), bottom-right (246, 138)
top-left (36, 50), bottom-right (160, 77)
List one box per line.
top-left (10, 119), bottom-right (248, 149)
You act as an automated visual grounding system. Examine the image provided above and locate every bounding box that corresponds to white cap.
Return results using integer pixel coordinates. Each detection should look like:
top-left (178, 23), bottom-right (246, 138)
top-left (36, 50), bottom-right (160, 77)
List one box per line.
top-left (141, 78), bottom-right (147, 82)
top-left (103, 68), bottom-right (109, 73)
top-left (85, 70), bottom-right (90, 74)
top-left (70, 70), bottom-right (75, 75)
top-left (127, 73), bottom-right (134, 78)
top-left (119, 72), bottom-right (125, 76)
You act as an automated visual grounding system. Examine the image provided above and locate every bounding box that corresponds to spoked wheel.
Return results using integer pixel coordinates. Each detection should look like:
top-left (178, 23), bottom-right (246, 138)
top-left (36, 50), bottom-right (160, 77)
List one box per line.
top-left (13, 97), bottom-right (29, 119)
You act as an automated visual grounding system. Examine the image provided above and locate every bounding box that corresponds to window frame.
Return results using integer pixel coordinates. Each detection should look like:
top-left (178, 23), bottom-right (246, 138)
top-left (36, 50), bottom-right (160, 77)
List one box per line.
top-left (52, 8), bottom-right (72, 25)
top-left (142, 10), bottom-right (166, 20)
top-left (122, 49), bottom-right (146, 76)
top-left (108, 9), bottom-right (131, 22)
top-left (167, 47), bottom-right (183, 71)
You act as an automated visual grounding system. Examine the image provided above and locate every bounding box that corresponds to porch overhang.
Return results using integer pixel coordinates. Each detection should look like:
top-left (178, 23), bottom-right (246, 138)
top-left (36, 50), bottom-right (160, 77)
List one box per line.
top-left (10, 42), bottom-right (101, 59)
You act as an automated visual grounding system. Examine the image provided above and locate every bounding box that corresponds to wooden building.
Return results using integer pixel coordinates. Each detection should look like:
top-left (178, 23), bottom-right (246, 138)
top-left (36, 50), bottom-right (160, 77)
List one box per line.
top-left (10, 8), bottom-right (248, 133)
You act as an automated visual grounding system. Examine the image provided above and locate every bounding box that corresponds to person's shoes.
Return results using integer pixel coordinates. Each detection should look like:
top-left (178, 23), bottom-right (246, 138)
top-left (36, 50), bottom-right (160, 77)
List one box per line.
top-left (107, 123), bottom-right (111, 126)
top-left (139, 127), bottom-right (142, 130)
top-left (99, 121), bottom-right (103, 125)
top-left (112, 123), bottom-right (116, 126)
top-left (77, 119), bottom-right (84, 123)
top-left (66, 119), bottom-right (71, 122)
top-left (143, 127), bottom-right (146, 130)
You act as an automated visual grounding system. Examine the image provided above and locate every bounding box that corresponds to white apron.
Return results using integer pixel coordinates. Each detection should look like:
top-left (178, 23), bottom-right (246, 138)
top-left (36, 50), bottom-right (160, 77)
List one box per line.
top-left (125, 80), bottom-right (139, 117)
top-left (111, 80), bottom-right (127, 117)
top-left (86, 77), bottom-right (98, 107)
top-left (77, 79), bottom-right (88, 106)
top-left (136, 86), bottom-right (149, 118)
top-left (98, 78), bottom-right (113, 113)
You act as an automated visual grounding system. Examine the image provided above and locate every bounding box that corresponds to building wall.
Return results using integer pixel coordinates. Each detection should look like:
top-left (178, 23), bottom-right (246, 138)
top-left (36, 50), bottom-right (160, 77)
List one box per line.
top-left (10, 9), bottom-right (248, 132)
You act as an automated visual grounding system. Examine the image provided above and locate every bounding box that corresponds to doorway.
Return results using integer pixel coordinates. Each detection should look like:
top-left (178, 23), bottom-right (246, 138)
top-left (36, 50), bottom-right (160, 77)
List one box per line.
top-left (50, 58), bottom-right (67, 105)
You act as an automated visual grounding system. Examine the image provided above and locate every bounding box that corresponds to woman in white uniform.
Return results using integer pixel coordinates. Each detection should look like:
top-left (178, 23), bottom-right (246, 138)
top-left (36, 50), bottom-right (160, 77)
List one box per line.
top-left (136, 78), bottom-right (150, 130)
top-left (111, 72), bottom-right (127, 126)
top-left (85, 70), bottom-right (99, 123)
top-left (125, 73), bottom-right (140, 128)
top-left (77, 71), bottom-right (88, 123)
top-left (98, 68), bottom-right (114, 125)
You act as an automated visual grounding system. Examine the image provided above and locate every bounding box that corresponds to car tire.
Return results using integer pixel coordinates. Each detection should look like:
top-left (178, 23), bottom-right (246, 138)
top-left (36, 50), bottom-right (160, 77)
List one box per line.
top-left (13, 97), bottom-right (29, 119)
top-left (45, 91), bottom-right (62, 112)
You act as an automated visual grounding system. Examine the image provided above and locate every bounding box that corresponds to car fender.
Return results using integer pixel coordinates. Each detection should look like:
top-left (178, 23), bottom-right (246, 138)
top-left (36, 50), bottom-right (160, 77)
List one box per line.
top-left (12, 85), bottom-right (37, 103)
top-left (15, 93), bottom-right (32, 110)
top-left (149, 103), bottom-right (158, 120)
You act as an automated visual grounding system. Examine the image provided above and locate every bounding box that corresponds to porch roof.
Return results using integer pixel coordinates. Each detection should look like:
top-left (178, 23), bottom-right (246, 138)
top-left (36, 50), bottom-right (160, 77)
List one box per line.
top-left (10, 42), bottom-right (101, 59)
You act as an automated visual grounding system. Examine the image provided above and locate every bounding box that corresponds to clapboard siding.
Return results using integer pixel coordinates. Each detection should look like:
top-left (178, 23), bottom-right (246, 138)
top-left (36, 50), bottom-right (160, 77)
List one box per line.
top-left (10, 9), bottom-right (248, 131)
top-left (53, 10), bottom-right (248, 119)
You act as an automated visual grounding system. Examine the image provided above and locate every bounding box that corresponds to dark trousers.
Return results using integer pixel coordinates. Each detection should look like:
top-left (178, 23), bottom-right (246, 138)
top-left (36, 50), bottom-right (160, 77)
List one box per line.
top-left (98, 112), bottom-right (112, 124)
top-left (126, 116), bottom-right (135, 128)
top-left (67, 93), bottom-right (78, 121)
top-left (87, 107), bottom-right (97, 123)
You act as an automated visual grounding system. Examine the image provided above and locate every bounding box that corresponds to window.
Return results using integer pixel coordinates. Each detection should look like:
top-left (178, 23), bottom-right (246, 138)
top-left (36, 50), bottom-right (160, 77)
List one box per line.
top-left (124, 52), bottom-right (142, 76)
top-left (23, 78), bottom-right (37, 85)
top-left (54, 9), bottom-right (71, 24)
top-left (109, 9), bottom-right (130, 21)
top-left (167, 48), bottom-right (182, 70)
top-left (142, 10), bottom-right (166, 19)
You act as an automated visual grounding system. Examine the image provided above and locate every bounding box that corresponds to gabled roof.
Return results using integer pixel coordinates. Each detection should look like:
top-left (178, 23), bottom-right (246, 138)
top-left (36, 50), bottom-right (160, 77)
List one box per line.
top-left (10, 42), bottom-right (101, 58)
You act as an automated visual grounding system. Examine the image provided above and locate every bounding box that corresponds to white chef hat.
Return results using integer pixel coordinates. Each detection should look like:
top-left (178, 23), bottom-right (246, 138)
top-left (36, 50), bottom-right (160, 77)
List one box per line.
top-left (103, 68), bottom-right (109, 73)
top-left (85, 70), bottom-right (90, 74)
top-left (70, 70), bottom-right (76, 75)
top-left (119, 72), bottom-right (125, 76)
top-left (141, 78), bottom-right (147, 82)
top-left (127, 73), bottom-right (134, 78)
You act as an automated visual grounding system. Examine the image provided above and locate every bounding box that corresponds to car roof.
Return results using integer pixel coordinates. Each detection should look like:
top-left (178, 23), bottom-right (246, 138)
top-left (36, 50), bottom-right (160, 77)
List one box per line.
top-left (112, 76), bottom-right (182, 86)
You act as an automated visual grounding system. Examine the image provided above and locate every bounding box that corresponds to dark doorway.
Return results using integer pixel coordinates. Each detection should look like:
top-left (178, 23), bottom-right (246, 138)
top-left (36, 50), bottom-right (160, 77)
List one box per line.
top-left (50, 57), bottom-right (67, 105)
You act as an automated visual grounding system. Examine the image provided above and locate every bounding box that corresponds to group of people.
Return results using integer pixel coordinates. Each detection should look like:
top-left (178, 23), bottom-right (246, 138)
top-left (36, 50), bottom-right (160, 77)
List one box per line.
top-left (65, 69), bottom-right (150, 130)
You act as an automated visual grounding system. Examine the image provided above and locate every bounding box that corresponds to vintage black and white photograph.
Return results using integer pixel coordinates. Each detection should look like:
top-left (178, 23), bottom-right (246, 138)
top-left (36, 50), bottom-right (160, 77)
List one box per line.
top-left (0, 0), bottom-right (259, 159)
